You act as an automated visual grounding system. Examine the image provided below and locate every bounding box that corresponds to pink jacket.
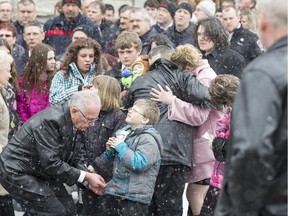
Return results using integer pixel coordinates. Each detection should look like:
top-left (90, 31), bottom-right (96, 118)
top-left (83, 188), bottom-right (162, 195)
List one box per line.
top-left (17, 76), bottom-right (50, 123)
top-left (168, 59), bottom-right (223, 183)
top-left (210, 114), bottom-right (230, 189)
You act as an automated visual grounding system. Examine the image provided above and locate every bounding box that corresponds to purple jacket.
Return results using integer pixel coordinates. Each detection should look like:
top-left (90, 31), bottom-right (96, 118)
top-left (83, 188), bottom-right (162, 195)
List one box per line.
top-left (168, 60), bottom-right (223, 183)
top-left (17, 76), bottom-right (50, 123)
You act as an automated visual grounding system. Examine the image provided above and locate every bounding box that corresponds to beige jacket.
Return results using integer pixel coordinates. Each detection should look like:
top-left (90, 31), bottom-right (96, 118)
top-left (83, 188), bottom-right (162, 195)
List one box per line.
top-left (0, 87), bottom-right (9, 195)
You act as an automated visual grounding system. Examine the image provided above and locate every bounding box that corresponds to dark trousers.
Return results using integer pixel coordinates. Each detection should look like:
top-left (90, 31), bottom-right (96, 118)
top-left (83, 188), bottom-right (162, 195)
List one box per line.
top-left (199, 185), bottom-right (220, 216)
top-left (80, 189), bottom-right (104, 215)
top-left (1, 179), bottom-right (77, 216)
top-left (148, 164), bottom-right (189, 216)
top-left (0, 195), bottom-right (15, 216)
top-left (99, 195), bottom-right (149, 216)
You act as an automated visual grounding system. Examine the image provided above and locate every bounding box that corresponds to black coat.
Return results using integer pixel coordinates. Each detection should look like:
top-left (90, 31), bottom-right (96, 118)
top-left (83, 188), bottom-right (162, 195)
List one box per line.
top-left (204, 48), bottom-right (246, 78)
top-left (164, 22), bottom-right (195, 47)
top-left (105, 62), bottom-right (124, 90)
top-left (81, 110), bottom-right (127, 181)
top-left (229, 26), bottom-right (262, 63)
top-left (0, 103), bottom-right (85, 196)
top-left (100, 18), bottom-right (119, 56)
top-left (44, 13), bottom-right (102, 56)
top-left (140, 28), bottom-right (158, 55)
top-left (122, 58), bottom-right (214, 167)
top-left (215, 36), bottom-right (287, 215)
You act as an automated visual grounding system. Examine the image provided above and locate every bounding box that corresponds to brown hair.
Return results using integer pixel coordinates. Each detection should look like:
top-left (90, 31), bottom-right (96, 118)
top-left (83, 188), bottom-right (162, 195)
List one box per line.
top-left (22, 43), bottom-right (55, 100)
top-left (134, 99), bottom-right (160, 125)
top-left (0, 22), bottom-right (17, 37)
top-left (115, 31), bottom-right (142, 51)
top-left (92, 75), bottom-right (121, 112)
top-left (209, 74), bottom-right (240, 106)
top-left (60, 38), bottom-right (102, 78)
top-left (170, 44), bottom-right (202, 70)
top-left (0, 39), bottom-right (18, 93)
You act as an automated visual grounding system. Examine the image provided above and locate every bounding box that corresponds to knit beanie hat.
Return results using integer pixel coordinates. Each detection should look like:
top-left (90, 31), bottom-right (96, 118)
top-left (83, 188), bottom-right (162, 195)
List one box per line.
top-left (73, 24), bottom-right (93, 38)
top-left (158, 1), bottom-right (177, 18)
top-left (62, 0), bottom-right (81, 8)
top-left (176, 2), bottom-right (193, 17)
top-left (196, 0), bottom-right (216, 17)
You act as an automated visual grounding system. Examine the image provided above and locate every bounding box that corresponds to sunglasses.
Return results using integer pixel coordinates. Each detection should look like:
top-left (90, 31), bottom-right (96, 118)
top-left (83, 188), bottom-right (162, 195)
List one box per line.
top-left (0, 34), bottom-right (13, 38)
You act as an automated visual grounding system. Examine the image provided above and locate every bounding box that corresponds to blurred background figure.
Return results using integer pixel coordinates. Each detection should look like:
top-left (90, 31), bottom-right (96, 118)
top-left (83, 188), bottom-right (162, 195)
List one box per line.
top-left (0, 22), bottom-right (26, 75)
top-left (0, 0), bottom-right (13, 24)
top-left (240, 9), bottom-right (258, 34)
top-left (0, 49), bottom-right (15, 216)
top-left (144, 0), bottom-right (159, 21)
top-left (104, 4), bottom-right (115, 21)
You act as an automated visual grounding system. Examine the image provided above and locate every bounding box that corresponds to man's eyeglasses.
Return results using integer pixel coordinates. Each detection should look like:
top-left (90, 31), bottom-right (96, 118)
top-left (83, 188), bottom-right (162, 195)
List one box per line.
top-left (78, 109), bottom-right (98, 124)
top-left (0, 34), bottom-right (13, 38)
top-left (128, 107), bottom-right (145, 117)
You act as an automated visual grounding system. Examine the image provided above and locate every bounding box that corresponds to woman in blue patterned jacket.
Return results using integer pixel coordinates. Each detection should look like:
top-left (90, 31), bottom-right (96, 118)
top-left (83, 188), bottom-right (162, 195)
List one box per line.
top-left (49, 37), bottom-right (102, 106)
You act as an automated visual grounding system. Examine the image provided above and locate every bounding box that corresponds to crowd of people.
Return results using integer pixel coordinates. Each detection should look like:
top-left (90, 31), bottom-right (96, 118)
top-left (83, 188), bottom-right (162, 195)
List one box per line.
top-left (0, 0), bottom-right (286, 216)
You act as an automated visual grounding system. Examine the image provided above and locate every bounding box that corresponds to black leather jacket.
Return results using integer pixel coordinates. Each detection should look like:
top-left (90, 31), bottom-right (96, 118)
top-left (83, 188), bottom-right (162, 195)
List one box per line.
top-left (215, 36), bottom-right (287, 216)
top-left (0, 103), bottom-right (86, 196)
top-left (122, 58), bottom-right (214, 167)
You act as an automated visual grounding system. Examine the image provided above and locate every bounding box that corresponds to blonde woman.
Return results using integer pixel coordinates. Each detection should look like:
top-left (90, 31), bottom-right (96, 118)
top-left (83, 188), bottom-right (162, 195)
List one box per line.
top-left (0, 50), bottom-right (14, 215)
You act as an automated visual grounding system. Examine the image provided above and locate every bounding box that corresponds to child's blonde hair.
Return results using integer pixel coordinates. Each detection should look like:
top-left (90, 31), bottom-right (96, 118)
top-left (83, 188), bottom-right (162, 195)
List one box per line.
top-left (170, 44), bottom-right (202, 70)
top-left (134, 99), bottom-right (160, 125)
top-left (92, 75), bottom-right (122, 112)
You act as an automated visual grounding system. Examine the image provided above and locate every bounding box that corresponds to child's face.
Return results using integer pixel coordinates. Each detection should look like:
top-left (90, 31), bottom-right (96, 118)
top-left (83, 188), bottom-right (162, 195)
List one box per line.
top-left (125, 105), bottom-right (147, 129)
top-left (118, 47), bottom-right (140, 67)
top-left (132, 63), bottom-right (144, 74)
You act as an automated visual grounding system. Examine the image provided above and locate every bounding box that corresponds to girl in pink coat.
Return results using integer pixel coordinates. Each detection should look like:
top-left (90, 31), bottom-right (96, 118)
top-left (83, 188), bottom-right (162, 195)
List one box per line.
top-left (200, 74), bottom-right (240, 215)
top-left (17, 44), bottom-right (56, 123)
top-left (151, 44), bottom-right (223, 215)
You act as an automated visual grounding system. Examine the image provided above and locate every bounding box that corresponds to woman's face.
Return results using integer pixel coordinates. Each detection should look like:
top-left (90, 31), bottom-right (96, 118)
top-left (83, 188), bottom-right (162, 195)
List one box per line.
top-left (0, 29), bottom-right (16, 47)
top-left (76, 48), bottom-right (95, 74)
top-left (240, 15), bottom-right (249, 30)
top-left (197, 25), bottom-right (215, 55)
top-left (46, 50), bottom-right (56, 72)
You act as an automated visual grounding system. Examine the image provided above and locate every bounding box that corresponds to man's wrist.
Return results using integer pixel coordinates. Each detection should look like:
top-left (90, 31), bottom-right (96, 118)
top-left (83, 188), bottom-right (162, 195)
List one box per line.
top-left (77, 170), bottom-right (86, 183)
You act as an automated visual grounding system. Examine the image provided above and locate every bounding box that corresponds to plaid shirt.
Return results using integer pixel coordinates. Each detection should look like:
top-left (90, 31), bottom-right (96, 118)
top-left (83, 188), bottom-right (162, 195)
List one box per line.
top-left (49, 62), bottom-right (96, 106)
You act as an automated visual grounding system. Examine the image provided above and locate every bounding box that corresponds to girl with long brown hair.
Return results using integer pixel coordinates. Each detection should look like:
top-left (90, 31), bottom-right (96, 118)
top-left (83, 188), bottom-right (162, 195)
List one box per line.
top-left (17, 43), bottom-right (56, 122)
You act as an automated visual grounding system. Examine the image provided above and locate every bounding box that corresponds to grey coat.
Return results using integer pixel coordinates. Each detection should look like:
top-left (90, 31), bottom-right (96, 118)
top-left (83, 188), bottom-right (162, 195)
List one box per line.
top-left (104, 125), bottom-right (163, 204)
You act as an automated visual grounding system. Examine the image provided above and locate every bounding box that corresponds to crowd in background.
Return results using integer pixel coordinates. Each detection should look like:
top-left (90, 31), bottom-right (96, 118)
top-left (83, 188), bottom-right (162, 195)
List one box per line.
top-left (0, 0), bottom-right (286, 216)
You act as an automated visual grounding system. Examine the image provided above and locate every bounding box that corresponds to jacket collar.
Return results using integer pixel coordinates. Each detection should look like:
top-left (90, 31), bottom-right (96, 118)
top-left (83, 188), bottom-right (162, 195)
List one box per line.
top-left (266, 35), bottom-right (287, 53)
top-left (69, 62), bottom-right (96, 81)
top-left (150, 58), bottom-right (178, 71)
top-left (60, 101), bottom-right (74, 134)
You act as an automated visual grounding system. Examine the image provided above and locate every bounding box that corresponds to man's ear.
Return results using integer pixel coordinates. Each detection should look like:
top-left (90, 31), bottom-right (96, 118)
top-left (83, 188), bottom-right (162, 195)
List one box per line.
top-left (257, 13), bottom-right (267, 33)
top-left (70, 107), bottom-right (78, 118)
top-left (41, 32), bottom-right (45, 41)
top-left (137, 49), bottom-right (142, 56)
